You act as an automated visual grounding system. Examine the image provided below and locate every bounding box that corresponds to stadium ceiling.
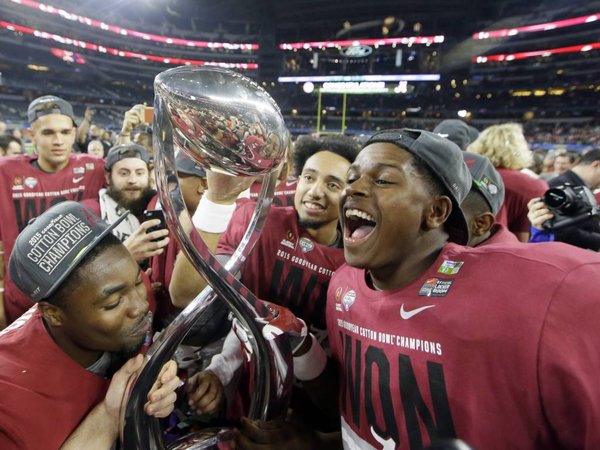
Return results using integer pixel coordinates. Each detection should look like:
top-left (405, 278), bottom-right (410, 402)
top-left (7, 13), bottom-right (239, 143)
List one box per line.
top-left (48, 0), bottom-right (553, 42)
top-left (183, 0), bottom-right (545, 41)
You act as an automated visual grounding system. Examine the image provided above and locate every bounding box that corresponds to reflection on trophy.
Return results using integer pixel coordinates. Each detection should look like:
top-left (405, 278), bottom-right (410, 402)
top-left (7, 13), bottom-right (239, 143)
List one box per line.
top-left (121, 66), bottom-right (292, 449)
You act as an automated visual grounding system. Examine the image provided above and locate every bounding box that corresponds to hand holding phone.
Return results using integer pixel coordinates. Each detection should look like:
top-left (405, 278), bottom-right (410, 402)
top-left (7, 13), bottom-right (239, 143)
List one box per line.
top-left (143, 209), bottom-right (166, 242)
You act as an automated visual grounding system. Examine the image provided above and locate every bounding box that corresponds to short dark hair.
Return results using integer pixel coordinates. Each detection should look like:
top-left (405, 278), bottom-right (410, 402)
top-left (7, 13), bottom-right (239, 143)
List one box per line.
top-left (462, 188), bottom-right (492, 216)
top-left (44, 233), bottom-right (123, 308)
top-left (0, 135), bottom-right (21, 152)
top-left (292, 134), bottom-right (360, 177)
top-left (578, 148), bottom-right (600, 166)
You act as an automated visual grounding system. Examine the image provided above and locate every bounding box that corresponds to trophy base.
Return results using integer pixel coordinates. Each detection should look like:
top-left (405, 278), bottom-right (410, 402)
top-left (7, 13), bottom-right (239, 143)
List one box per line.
top-left (167, 427), bottom-right (236, 449)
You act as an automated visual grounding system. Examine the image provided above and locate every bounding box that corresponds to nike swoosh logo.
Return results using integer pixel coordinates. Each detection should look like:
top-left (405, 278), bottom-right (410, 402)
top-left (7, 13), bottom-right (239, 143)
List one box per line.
top-left (72, 176), bottom-right (84, 183)
top-left (400, 304), bottom-right (436, 320)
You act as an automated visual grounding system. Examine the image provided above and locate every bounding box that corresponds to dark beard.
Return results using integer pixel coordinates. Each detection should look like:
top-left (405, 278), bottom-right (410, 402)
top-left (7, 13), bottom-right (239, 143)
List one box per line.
top-left (298, 218), bottom-right (327, 230)
top-left (107, 184), bottom-right (155, 217)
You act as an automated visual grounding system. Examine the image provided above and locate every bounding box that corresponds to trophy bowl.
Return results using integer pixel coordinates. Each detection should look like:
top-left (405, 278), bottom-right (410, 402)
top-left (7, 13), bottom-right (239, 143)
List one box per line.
top-left (121, 66), bottom-right (293, 450)
top-left (154, 66), bottom-right (287, 176)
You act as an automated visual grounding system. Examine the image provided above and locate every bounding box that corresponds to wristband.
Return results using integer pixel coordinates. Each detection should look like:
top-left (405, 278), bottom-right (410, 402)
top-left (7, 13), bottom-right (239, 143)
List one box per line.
top-left (293, 334), bottom-right (327, 381)
top-left (192, 195), bottom-right (236, 233)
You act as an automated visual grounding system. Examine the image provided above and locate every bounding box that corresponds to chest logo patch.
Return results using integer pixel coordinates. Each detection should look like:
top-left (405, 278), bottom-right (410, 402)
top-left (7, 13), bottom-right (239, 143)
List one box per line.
top-left (299, 237), bottom-right (314, 253)
top-left (437, 260), bottom-right (464, 275)
top-left (73, 166), bottom-right (85, 174)
top-left (418, 277), bottom-right (453, 297)
top-left (342, 290), bottom-right (356, 311)
top-left (24, 177), bottom-right (38, 189)
top-left (280, 230), bottom-right (297, 250)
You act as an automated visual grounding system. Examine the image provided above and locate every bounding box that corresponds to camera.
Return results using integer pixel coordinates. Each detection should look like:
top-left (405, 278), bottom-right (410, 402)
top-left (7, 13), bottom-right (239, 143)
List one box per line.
top-left (543, 183), bottom-right (600, 231)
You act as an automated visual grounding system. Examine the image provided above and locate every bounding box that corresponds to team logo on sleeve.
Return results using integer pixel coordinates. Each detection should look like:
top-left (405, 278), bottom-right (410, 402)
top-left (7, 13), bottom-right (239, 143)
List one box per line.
top-left (437, 260), bottom-right (464, 275)
top-left (24, 177), bottom-right (38, 189)
top-left (280, 230), bottom-right (297, 250)
top-left (299, 237), bottom-right (314, 253)
top-left (342, 290), bottom-right (357, 311)
top-left (418, 277), bottom-right (453, 297)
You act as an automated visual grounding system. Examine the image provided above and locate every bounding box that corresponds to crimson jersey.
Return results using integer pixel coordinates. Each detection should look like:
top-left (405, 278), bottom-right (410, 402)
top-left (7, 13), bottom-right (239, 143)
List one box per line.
top-left (0, 154), bottom-right (105, 323)
top-left (327, 241), bottom-right (600, 450)
top-left (249, 178), bottom-right (297, 207)
top-left (477, 223), bottom-right (518, 247)
top-left (495, 168), bottom-right (547, 235)
top-left (0, 308), bottom-right (110, 449)
top-left (217, 203), bottom-right (344, 331)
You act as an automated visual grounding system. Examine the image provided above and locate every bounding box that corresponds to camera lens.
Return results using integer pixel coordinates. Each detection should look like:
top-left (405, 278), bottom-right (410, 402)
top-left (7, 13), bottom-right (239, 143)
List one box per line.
top-left (544, 188), bottom-right (568, 209)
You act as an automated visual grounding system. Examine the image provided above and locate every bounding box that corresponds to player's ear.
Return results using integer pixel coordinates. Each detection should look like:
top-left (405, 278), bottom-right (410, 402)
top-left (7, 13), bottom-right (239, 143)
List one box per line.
top-left (38, 302), bottom-right (65, 327)
top-left (198, 177), bottom-right (208, 194)
top-left (471, 212), bottom-right (495, 237)
top-left (423, 195), bottom-right (452, 231)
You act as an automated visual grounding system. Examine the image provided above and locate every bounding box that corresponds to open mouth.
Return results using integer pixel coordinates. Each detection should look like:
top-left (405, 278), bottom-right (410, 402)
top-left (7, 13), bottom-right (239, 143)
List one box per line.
top-left (344, 208), bottom-right (376, 242)
top-left (303, 201), bottom-right (325, 212)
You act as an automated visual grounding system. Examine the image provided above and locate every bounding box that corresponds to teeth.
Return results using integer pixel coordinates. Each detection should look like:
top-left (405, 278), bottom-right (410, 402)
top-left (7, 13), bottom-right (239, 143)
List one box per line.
top-left (304, 202), bottom-right (323, 209)
top-left (345, 208), bottom-right (375, 222)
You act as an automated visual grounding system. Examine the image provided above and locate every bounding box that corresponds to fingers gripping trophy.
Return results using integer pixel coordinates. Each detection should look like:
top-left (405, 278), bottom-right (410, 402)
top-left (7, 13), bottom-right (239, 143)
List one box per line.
top-left (121, 66), bottom-right (299, 449)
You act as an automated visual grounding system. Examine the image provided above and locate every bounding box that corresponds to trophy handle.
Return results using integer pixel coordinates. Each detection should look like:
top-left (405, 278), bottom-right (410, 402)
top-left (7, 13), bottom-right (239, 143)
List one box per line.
top-left (121, 85), bottom-right (293, 449)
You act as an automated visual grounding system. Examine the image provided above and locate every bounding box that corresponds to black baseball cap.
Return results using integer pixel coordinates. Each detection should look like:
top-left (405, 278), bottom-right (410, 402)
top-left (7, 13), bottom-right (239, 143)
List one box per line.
top-left (175, 151), bottom-right (206, 177)
top-left (27, 95), bottom-right (76, 126)
top-left (433, 119), bottom-right (473, 151)
top-left (366, 128), bottom-right (472, 245)
top-left (9, 201), bottom-right (128, 302)
top-left (463, 151), bottom-right (505, 215)
top-left (105, 143), bottom-right (150, 171)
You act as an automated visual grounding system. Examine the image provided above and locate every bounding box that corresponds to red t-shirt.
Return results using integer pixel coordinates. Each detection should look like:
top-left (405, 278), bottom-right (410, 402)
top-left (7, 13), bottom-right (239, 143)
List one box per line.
top-left (478, 223), bottom-right (518, 247)
top-left (0, 308), bottom-right (110, 449)
top-left (0, 154), bottom-right (105, 323)
top-left (495, 168), bottom-right (547, 235)
top-left (217, 203), bottom-right (344, 331)
top-left (327, 241), bottom-right (600, 449)
top-left (249, 178), bottom-right (297, 207)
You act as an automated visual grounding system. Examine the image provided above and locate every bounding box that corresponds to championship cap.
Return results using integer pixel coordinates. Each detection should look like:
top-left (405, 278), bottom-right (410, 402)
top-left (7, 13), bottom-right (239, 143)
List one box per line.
top-left (467, 125), bottom-right (480, 144)
top-left (462, 151), bottom-right (505, 215)
top-left (175, 151), bottom-right (206, 177)
top-left (433, 119), bottom-right (473, 151)
top-left (366, 128), bottom-right (472, 245)
top-left (105, 143), bottom-right (150, 171)
top-left (27, 95), bottom-right (77, 126)
top-left (9, 201), bottom-right (128, 302)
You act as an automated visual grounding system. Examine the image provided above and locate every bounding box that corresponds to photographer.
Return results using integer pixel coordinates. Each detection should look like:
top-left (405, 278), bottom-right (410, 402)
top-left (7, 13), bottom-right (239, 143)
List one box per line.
top-left (527, 149), bottom-right (600, 250)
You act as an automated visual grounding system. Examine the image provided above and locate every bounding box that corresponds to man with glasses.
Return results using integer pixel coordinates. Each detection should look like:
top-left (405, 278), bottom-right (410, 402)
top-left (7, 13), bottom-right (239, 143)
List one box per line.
top-left (0, 95), bottom-right (105, 327)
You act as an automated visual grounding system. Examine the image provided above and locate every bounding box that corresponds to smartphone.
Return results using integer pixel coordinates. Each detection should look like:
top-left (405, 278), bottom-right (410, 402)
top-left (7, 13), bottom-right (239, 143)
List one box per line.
top-left (143, 209), bottom-right (166, 241)
top-left (144, 106), bottom-right (154, 124)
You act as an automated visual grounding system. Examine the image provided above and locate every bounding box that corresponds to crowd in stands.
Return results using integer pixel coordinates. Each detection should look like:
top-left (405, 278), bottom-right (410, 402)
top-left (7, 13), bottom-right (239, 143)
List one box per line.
top-left (1, 0), bottom-right (600, 445)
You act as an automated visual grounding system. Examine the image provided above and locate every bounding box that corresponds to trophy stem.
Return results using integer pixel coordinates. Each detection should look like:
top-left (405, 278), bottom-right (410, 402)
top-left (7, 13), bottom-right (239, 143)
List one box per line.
top-left (121, 79), bottom-right (293, 449)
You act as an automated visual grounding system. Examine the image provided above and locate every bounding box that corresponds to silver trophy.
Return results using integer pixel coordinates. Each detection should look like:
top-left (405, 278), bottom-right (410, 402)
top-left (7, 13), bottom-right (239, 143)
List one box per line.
top-left (121, 66), bottom-right (291, 449)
